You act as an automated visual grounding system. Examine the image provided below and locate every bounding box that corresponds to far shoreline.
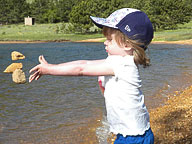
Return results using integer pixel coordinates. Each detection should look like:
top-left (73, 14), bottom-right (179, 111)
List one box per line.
top-left (0, 39), bottom-right (70, 44)
top-left (0, 38), bottom-right (192, 45)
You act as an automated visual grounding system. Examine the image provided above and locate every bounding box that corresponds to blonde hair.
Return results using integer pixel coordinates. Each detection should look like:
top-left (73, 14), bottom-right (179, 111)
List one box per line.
top-left (103, 27), bottom-right (150, 67)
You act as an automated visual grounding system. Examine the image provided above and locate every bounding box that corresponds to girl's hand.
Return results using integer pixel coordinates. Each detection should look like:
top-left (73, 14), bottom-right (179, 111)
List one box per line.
top-left (29, 55), bottom-right (49, 83)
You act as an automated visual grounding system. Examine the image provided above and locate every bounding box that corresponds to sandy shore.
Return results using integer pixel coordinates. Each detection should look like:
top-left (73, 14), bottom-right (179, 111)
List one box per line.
top-left (152, 39), bottom-right (192, 45)
top-left (0, 40), bottom-right (48, 44)
top-left (0, 40), bottom-right (70, 44)
top-left (75, 38), bottom-right (106, 42)
top-left (77, 38), bottom-right (192, 45)
top-left (107, 85), bottom-right (192, 144)
top-left (0, 39), bottom-right (192, 45)
top-left (150, 85), bottom-right (192, 144)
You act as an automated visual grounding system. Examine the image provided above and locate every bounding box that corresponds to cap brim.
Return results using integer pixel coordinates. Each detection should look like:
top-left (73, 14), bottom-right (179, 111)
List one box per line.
top-left (90, 16), bottom-right (117, 29)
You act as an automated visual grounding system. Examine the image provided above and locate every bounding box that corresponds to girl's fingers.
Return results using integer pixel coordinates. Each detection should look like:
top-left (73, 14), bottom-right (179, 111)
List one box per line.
top-left (29, 70), bottom-right (40, 82)
top-left (29, 55), bottom-right (46, 83)
top-left (29, 75), bottom-right (35, 83)
top-left (33, 70), bottom-right (40, 77)
top-left (41, 55), bottom-right (48, 64)
top-left (29, 73), bottom-right (37, 82)
top-left (35, 74), bottom-right (41, 80)
top-left (39, 55), bottom-right (43, 63)
top-left (39, 55), bottom-right (48, 64)
top-left (29, 65), bottom-right (39, 74)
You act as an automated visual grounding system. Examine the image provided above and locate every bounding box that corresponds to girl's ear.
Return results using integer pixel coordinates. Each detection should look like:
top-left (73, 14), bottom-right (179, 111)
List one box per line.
top-left (124, 47), bottom-right (132, 51)
top-left (124, 43), bottom-right (132, 51)
top-left (124, 43), bottom-right (134, 55)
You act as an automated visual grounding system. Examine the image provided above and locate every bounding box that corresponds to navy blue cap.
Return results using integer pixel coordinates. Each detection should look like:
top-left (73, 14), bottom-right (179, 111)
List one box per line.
top-left (90, 8), bottom-right (154, 49)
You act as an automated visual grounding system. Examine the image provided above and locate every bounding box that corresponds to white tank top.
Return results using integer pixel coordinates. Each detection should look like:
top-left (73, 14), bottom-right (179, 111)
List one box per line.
top-left (100, 55), bottom-right (150, 136)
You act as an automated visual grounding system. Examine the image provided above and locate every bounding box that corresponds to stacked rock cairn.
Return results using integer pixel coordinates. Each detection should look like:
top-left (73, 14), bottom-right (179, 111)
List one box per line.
top-left (4, 51), bottom-right (26, 84)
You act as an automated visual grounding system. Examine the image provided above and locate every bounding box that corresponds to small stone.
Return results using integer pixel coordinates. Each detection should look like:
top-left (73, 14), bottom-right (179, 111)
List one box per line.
top-left (11, 51), bottom-right (25, 60)
top-left (12, 69), bottom-right (26, 84)
top-left (3, 63), bottom-right (23, 73)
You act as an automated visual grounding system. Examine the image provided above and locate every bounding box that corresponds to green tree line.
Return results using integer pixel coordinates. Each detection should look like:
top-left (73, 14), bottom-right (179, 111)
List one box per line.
top-left (0, 0), bottom-right (191, 33)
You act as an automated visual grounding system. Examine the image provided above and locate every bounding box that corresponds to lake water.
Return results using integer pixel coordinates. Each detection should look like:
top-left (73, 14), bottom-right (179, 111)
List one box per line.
top-left (0, 42), bottom-right (192, 143)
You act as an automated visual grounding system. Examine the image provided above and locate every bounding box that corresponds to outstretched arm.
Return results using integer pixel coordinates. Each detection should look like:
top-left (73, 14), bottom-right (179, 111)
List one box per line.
top-left (29, 55), bottom-right (114, 82)
top-left (56, 59), bottom-right (105, 66)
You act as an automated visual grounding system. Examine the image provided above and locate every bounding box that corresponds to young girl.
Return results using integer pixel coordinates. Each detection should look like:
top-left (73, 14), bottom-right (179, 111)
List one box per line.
top-left (29, 8), bottom-right (154, 144)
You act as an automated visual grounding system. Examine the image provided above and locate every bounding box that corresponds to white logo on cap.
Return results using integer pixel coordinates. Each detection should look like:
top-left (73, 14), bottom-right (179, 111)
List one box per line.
top-left (125, 25), bottom-right (131, 32)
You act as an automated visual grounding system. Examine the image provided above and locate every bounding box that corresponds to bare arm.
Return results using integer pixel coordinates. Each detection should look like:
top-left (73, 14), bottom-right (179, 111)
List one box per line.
top-left (56, 59), bottom-right (105, 66)
top-left (29, 55), bottom-right (114, 82)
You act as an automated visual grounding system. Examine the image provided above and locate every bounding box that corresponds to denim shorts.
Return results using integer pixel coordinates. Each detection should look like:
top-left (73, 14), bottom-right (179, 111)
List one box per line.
top-left (114, 128), bottom-right (154, 144)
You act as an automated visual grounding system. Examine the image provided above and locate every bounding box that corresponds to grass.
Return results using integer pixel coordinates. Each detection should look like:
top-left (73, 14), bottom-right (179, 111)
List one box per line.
top-left (26, 0), bottom-right (35, 4)
top-left (0, 23), bottom-right (103, 41)
top-left (0, 21), bottom-right (192, 42)
top-left (153, 21), bottom-right (192, 41)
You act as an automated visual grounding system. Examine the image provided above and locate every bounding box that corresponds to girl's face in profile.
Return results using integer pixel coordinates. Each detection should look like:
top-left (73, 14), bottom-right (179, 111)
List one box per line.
top-left (104, 33), bottom-right (128, 56)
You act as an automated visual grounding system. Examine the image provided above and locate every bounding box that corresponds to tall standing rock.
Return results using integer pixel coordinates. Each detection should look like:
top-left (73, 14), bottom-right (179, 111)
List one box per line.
top-left (12, 69), bottom-right (26, 84)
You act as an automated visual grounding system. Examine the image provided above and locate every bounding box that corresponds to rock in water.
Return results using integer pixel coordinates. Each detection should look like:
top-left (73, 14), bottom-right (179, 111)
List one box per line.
top-left (4, 63), bottom-right (23, 73)
top-left (11, 51), bottom-right (25, 60)
top-left (12, 69), bottom-right (26, 84)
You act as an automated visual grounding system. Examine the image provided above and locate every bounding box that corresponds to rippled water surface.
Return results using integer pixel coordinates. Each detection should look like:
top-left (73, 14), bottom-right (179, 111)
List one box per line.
top-left (0, 42), bottom-right (192, 143)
